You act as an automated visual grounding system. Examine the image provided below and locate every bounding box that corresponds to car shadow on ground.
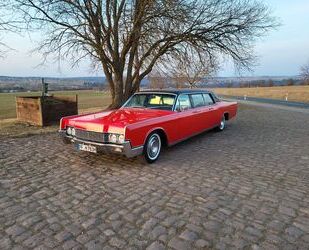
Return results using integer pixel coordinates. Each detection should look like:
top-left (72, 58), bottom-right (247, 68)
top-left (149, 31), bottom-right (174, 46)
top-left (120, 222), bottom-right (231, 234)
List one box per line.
top-left (64, 121), bottom-right (237, 170)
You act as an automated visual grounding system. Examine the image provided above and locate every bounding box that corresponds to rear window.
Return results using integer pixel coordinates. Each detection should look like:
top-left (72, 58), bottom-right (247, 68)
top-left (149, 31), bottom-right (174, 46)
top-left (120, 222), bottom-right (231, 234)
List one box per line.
top-left (190, 94), bottom-right (205, 108)
top-left (203, 93), bottom-right (214, 105)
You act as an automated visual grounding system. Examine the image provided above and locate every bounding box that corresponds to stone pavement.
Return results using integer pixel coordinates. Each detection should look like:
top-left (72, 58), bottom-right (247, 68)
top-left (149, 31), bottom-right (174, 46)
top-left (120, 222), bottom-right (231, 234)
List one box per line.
top-left (1, 104), bottom-right (309, 249)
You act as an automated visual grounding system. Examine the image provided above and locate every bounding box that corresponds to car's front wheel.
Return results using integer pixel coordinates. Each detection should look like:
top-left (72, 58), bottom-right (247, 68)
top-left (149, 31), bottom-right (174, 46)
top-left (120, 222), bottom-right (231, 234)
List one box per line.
top-left (144, 132), bottom-right (162, 163)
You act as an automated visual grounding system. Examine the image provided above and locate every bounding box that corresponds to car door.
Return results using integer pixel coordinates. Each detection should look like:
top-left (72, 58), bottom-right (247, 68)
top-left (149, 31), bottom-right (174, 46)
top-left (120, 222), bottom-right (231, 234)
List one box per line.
top-left (189, 93), bottom-right (208, 133)
top-left (202, 93), bottom-right (221, 128)
top-left (173, 94), bottom-right (196, 140)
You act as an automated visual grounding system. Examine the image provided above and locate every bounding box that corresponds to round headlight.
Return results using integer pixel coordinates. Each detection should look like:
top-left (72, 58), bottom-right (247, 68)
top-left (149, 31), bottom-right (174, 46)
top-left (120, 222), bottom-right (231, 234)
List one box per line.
top-left (71, 128), bottom-right (76, 136)
top-left (118, 135), bottom-right (125, 144)
top-left (67, 127), bottom-right (72, 135)
top-left (109, 134), bottom-right (117, 143)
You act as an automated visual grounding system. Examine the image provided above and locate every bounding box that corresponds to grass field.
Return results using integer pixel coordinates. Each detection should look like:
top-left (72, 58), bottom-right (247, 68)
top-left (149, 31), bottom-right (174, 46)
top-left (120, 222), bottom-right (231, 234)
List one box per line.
top-left (0, 90), bottom-right (111, 120)
top-left (212, 85), bottom-right (309, 103)
top-left (1, 86), bottom-right (309, 120)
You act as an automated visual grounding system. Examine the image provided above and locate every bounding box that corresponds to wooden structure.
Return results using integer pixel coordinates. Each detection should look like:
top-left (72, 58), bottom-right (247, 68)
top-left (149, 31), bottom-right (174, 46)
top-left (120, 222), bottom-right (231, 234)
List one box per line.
top-left (16, 95), bottom-right (78, 126)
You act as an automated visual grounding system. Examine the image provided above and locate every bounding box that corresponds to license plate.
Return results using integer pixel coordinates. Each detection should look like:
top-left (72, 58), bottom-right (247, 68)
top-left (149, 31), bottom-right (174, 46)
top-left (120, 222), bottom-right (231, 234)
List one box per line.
top-left (77, 144), bottom-right (97, 153)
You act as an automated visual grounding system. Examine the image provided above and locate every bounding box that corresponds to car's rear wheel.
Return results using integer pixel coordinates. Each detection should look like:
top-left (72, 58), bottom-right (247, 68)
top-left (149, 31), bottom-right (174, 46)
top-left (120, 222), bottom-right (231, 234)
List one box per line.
top-left (216, 115), bottom-right (226, 132)
top-left (144, 132), bottom-right (162, 163)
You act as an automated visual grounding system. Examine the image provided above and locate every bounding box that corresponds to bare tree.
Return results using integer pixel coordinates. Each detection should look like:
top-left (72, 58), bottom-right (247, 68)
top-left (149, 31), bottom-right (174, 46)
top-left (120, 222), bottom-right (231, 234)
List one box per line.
top-left (171, 76), bottom-right (186, 89)
top-left (301, 61), bottom-right (309, 85)
top-left (286, 78), bottom-right (294, 86)
top-left (148, 71), bottom-right (166, 89)
top-left (0, 1), bottom-right (12, 55)
top-left (0, 1), bottom-right (21, 57)
top-left (167, 48), bottom-right (218, 88)
top-left (267, 79), bottom-right (274, 87)
top-left (15, 0), bottom-right (277, 108)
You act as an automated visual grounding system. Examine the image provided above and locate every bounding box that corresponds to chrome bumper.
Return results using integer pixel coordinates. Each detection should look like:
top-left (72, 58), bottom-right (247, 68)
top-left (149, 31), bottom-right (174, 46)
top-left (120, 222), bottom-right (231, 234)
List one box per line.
top-left (59, 130), bottom-right (143, 158)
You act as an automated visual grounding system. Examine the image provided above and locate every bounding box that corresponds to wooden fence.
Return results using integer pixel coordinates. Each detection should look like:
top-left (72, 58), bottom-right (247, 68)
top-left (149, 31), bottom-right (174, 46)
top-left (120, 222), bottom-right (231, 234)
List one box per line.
top-left (16, 95), bottom-right (78, 126)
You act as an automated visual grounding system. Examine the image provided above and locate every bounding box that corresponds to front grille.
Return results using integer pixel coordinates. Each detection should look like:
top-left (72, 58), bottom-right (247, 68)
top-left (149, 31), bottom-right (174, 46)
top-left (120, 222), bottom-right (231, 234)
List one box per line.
top-left (75, 129), bottom-right (106, 143)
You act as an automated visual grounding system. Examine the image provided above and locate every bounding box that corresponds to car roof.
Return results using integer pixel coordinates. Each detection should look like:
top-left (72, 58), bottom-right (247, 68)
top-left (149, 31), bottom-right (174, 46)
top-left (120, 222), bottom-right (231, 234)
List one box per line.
top-left (137, 89), bottom-right (213, 95)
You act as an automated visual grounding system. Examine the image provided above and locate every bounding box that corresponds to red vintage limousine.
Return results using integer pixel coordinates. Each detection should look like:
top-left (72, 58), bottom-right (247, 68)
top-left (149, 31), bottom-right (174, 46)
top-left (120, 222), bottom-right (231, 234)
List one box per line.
top-left (59, 89), bottom-right (237, 163)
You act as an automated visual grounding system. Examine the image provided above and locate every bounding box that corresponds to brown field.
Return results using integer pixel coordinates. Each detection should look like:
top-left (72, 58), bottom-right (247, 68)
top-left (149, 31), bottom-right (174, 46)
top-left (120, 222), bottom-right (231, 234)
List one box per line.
top-left (212, 85), bottom-right (309, 103)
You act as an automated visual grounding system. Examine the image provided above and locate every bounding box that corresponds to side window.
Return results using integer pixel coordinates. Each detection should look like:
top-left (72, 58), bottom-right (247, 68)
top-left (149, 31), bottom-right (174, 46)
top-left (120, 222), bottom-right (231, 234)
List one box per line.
top-left (175, 94), bottom-right (191, 111)
top-left (190, 94), bottom-right (205, 108)
top-left (203, 93), bottom-right (215, 105)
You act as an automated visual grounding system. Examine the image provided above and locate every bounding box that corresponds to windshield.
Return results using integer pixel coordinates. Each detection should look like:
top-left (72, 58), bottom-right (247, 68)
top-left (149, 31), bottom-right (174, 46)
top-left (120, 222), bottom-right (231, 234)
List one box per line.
top-left (123, 93), bottom-right (176, 111)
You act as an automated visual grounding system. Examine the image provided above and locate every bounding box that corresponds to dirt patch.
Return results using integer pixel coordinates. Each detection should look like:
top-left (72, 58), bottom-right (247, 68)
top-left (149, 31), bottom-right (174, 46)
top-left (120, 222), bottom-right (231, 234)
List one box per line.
top-left (0, 107), bottom-right (103, 138)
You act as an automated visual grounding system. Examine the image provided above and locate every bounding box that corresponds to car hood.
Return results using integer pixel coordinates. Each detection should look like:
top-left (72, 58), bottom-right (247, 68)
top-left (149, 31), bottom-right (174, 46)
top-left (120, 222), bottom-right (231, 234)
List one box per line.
top-left (66, 108), bottom-right (174, 133)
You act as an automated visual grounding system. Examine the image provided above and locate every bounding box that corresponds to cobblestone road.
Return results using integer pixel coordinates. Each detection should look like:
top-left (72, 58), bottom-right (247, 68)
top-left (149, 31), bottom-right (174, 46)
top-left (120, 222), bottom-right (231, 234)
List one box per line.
top-left (1, 104), bottom-right (309, 250)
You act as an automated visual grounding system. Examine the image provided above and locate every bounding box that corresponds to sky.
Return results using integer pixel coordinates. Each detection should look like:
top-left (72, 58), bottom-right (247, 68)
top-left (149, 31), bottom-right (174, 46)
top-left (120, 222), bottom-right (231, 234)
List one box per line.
top-left (0, 0), bottom-right (308, 78)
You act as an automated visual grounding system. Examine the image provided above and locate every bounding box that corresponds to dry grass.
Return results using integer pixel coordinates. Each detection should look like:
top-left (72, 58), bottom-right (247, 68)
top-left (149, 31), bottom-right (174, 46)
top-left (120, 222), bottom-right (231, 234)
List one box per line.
top-left (0, 119), bottom-right (58, 138)
top-left (212, 85), bottom-right (309, 103)
top-left (0, 107), bottom-right (105, 138)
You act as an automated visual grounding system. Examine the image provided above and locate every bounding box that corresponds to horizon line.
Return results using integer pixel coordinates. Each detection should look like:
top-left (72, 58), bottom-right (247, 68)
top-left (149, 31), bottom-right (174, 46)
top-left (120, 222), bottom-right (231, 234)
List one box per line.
top-left (0, 74), bottom-right (301, 79)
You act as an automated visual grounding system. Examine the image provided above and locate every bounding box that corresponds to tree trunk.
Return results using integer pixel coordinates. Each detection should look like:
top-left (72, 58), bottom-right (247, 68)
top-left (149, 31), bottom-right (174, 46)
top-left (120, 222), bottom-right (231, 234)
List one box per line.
top-left (107, 73), bottom-right (125, 109)
top-left (104, 66), bottom-right (141, 109)
top-left (109, 82), bottom-right (124, 109)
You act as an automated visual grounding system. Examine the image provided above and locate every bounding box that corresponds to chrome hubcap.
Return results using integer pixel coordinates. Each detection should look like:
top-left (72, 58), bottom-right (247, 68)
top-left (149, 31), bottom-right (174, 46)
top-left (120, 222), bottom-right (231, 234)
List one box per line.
top-left (147, 134), bottom-right (161, 160)
top-left (220, 116), bottom-right (225, 130)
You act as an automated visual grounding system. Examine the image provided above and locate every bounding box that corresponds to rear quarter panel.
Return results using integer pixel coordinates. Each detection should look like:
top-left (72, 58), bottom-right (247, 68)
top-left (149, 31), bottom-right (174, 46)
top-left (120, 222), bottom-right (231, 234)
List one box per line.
top-left (216, 101), bottom-right (238, 120)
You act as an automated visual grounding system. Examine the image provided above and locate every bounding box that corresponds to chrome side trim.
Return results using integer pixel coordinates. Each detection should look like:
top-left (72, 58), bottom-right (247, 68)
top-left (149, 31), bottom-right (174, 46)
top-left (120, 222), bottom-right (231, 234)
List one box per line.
top-left (127, 145), bottom-right (144, 158)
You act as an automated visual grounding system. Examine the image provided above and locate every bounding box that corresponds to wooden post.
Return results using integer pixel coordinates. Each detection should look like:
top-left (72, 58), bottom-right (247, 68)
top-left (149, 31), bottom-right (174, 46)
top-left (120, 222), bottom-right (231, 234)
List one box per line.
top-left (15, 96), bottom-right (19, 120)
top-left (38, 97), bottom-right (43, 126)
top-left (75, 94), bottom-right (79, 114)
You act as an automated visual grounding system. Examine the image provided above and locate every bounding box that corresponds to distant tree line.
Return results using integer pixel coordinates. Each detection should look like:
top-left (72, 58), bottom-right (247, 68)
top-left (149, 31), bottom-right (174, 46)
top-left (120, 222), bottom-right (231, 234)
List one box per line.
top-left (301, 61), bottom-right (309, 85)
top-left (226, 78), bottom-right (308, 88)
top-left (147, 77), bottom-right (308, 89)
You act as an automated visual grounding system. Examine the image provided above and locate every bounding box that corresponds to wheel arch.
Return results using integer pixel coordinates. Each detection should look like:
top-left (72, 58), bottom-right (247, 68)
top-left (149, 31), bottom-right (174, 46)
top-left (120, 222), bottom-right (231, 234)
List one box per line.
top-left (223, 112), bottom-right (230, 121)
top-left (144, 127), bottom-right (168, 147)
